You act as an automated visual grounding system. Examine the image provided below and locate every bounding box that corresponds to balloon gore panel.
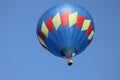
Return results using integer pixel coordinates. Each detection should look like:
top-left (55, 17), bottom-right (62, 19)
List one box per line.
top-left (37, 3), bottom-right (94, 59)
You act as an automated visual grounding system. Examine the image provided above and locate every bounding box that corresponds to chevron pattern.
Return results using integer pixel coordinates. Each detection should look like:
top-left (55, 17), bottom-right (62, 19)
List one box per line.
top-left (37, 11), bottom-right (94, 48)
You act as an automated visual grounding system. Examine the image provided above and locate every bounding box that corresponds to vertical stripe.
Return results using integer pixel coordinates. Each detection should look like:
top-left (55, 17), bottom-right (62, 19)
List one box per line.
top-left (88, 31), bottom-right (94, 40)
top-left (60, 12), bottom-right (69, 28)
top-left (81, 20), bottom-right (91, 30)
top-left (88, 39), bottom-right (92, 45)
top-left (38, 29), bottom-right (46, 41)
top-left (76, 16), bottom-right (85, 28)
top-left (86, 25), bottom-right (93, 35)
top-left (41, 22), bottom-right (48, 37)
top-left (69, 12), bottom-right (77, 27)
top-left (38, 35), bottom-right (47, 47)
top-left (52, 13), bottom-right (61, 30)
top-left (46, 17), bottom-right (54, 33)
top-left (40, 43), bottom-right (47, 49)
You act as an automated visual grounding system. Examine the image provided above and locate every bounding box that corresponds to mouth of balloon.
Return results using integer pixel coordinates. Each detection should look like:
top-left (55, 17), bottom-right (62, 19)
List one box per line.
top-left (60, 47), bottom-right (77, 58)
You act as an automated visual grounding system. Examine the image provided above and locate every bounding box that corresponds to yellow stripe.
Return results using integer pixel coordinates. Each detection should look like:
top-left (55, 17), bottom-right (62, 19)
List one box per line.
top-left (69, 12), bottom-right (77, 27)
top-left (38, 35), bottom-right (47, 47)
top-left (41, 22), bottom-right (48, 37)
top-left (88, 31), bottom-right (94, 40)
top-left (81, 20), bottom-right (91, 30)
top-left (52, 13), bottom-right (61, 30)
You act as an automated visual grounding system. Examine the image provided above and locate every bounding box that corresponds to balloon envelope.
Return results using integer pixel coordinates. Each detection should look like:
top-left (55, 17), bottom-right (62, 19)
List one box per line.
top-left (37, 3), bottom-right (94, 59)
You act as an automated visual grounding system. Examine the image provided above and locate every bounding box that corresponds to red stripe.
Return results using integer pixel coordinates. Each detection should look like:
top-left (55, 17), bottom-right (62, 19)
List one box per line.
top-left (86, 25), bottom-right (93, 35)
top-left (38, 29), bottom-right (46, 41)
top-left (40, 43), bottom-right (47, 49)
top-left (60, 12), bottom-right (69, 28)
top-left (76, 16), bottom-right (85, 28)
top-left (46, 17), bottom-right (54, 33)
top-left (88, 39), bottom-right (92, 45)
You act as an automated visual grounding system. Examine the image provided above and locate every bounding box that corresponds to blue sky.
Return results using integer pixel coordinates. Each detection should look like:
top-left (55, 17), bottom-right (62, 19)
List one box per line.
top-left (0, 0), bottom-right (120, 80)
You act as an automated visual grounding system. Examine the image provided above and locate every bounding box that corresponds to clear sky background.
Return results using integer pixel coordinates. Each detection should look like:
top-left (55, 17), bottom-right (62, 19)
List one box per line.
top-left (0, 0), bottom-right (120, 80)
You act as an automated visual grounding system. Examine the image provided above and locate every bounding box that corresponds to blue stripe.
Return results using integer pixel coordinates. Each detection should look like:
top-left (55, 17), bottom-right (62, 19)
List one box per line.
top-left (46, 33), bottom-right (61, 57)
top-left (37, 3), bottom-right (95, 58)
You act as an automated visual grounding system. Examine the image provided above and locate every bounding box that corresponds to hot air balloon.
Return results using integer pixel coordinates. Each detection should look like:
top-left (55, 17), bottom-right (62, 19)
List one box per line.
top-left (37, 3), bottom-right (94, 66)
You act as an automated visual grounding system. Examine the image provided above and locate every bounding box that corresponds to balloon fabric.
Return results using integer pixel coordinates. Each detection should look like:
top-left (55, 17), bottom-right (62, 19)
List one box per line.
top-left (37, 3), bottom-right (94, 62)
